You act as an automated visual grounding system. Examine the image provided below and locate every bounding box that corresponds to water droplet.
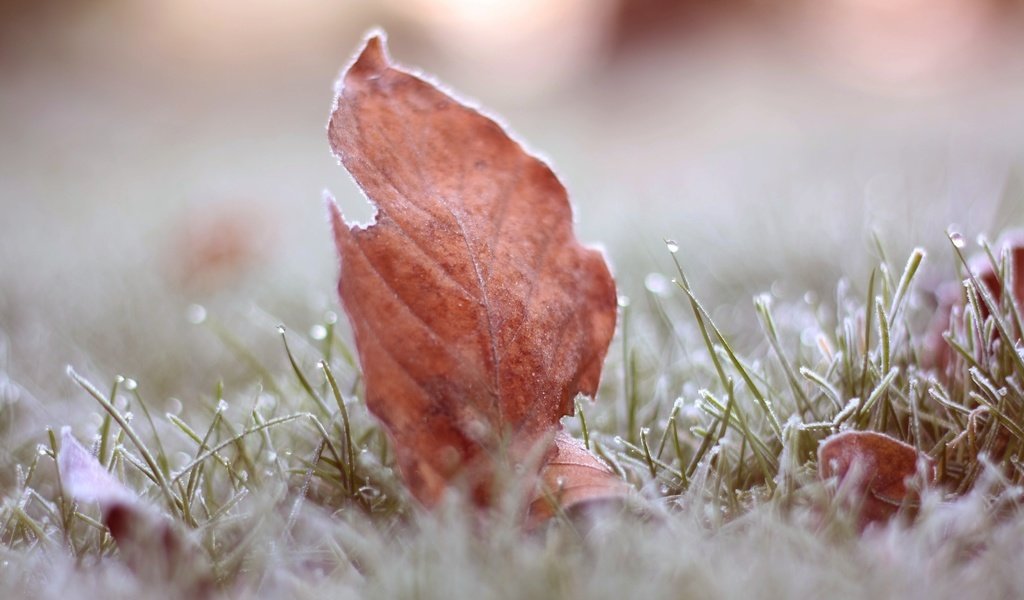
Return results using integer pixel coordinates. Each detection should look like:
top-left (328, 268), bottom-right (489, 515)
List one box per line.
top-left (123, 411), bottom-right (133, 423)
top-left (124, 378), bottom-right (137, 391)
top-left (310, 325), bottom-right (328, 340)
top-left (555, 477), bottom-right (566, 488)
top-left (114, 375), bottom-right (125, 384)
top-left (324, 311), bottom-right (338, 325)
top-left (950, 232), bottom-right (966, 248)
top-left (465, 419), bottom-right (490, 440)
top-left (257, 394), bottom-right (276, 411)
top-left (317, 360), bottom-right (328, 370)
top-left (613, 436), bottom-right (624, 446)
top-left (276, 325), bottom-right (286, 335)
top-left (216, 399), bottom-right (229, 413)
top-left (185, 304), bottom-right (207, 324)
top-left (173, 451), bottom-right (191, 468)
top-left (358, 486), bottom-right (381, 500)
top-left (640, 427), bottom-right (651, 437)
top-left (665, 239), bottom-right (680, 254)
top-left (644, 272), bottom-right (670, 297)
top-left (167, 397), bottom-right (183, 416)
top-left (617, 295), bottom-right (631, 308)
top-left (266, 451), bottom-right (278, 463)
top-left (65, 365), bottom-right (75, 377)
top-left (37, 444), bottom-right (48, 456)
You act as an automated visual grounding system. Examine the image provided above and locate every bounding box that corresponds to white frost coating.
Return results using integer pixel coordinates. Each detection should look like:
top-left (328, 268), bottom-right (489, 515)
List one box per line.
top-left (324, 29), bottom-right (599, 249)
top-left (590, 242), bottom-right (616, 276)
top-left (324, 189), bottom-right (379, 232)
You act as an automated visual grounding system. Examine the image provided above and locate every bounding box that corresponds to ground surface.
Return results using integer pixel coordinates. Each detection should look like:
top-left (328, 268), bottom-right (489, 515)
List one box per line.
top-left (4, 5), bottom-right (1024, 598)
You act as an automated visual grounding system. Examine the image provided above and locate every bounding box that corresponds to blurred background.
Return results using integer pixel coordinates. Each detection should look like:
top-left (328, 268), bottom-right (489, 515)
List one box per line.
top-left (3, 0), bottom-right (1024, 449)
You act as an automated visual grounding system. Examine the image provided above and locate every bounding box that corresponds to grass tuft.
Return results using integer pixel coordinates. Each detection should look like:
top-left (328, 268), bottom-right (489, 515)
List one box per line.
top-left (3, 235), bottom-right (1024, 598)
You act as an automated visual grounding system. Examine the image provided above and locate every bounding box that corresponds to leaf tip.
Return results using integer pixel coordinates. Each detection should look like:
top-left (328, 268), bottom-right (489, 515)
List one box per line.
top-left (348, 31), bottom-right (391, 82)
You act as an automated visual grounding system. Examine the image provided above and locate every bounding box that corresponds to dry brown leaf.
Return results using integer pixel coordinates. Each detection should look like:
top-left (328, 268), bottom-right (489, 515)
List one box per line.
top-left (326, 35), bottom-right (619, 510)
top-left (818, 430), bottom-right (933, 528)
top-left (58, 428), bottom-right (210, 590)
top-left (525, 430), bottom-right (630, 528)
top-left (926, 230), bottom-right (1024, 371)
top-left (974, 231), bottom-right (1024, 316)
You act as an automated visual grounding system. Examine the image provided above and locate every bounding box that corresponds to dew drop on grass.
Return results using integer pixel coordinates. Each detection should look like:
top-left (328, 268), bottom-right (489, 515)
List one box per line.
top-left (124, 378), bottom-right (137, 391)
top-left (216, 399), bottom-right (229, 413)
top-left (325, 311), bottom-right (338, 325)
top-left (310, 324), bottom-right (328, 340)
top-left (950, 232), bottom-right (966, 248)
top-left (36, 444), bottom-right (48, 456)
top-left (185, 304), bottom-right (207, 324)
top-left (617, 295), bottom-right (631, 308)
top-left (358, 486), bottom-right (381, 501)
top-left (665, 239), bottom-right (680, 254)
top-left (114, 375), bottom-right (125, 384)
top-left (167, 397), bottom-right (183, 415)
top-left (276, 325), bottom-right (286, 335)
top-left (644, 272), bottom-right (670, 297)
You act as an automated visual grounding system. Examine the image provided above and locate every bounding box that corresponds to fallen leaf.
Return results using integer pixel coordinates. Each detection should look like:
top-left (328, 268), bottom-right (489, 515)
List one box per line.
top-left (326, 34), bottom-right (619, 510)
top-left (818, 430), bottom-right (933, 528)
top-left (58, 427), bottom-right (209, 590)
top-left (926, 230), bottom-right (1024, 371)
top-left (526, 430), bottom-right (630, 529)
top-left (974, 230), bottom-right (1024, 315)
top-left (168, 201), bottom-right (274, 293)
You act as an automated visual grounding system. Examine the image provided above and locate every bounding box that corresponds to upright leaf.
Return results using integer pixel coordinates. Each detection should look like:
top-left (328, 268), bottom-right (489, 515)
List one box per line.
top-left (326, 35), bottom-right (618, 507)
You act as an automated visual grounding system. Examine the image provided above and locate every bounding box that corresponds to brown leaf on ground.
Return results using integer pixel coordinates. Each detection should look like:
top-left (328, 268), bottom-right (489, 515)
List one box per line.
top-left (973, 231), bottom-right (1024, 316)
top-left (818, 430), bottom-right (933, 528)
top-left (925, 230), bottom-right (1024, 371)
top-left (58, 428), bottom-right (210, 591)
top-left (326, 35), bottom-right (619, 510)
top-left (525, 430), bottom-right (631, 529)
